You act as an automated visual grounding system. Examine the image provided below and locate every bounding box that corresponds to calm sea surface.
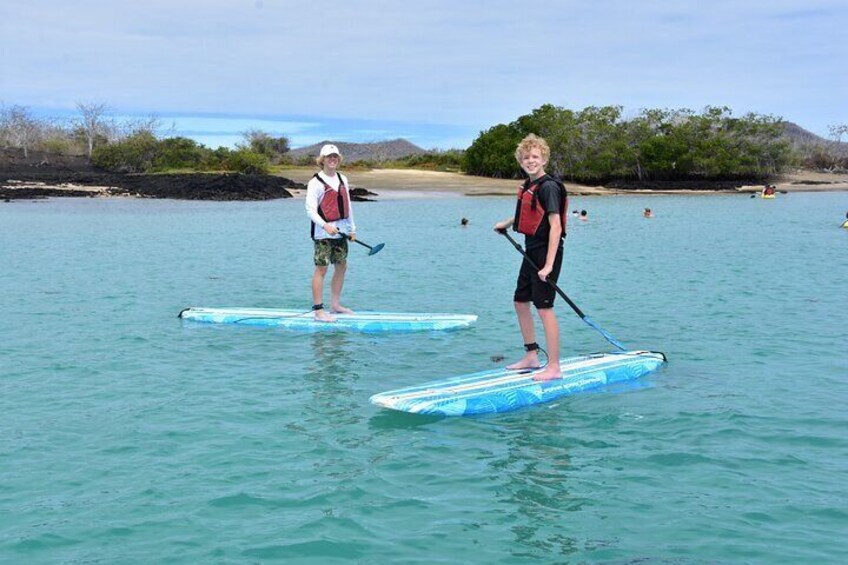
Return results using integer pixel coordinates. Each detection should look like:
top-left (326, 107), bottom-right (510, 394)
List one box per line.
top-left (1, 191), bottom-right (846, 564)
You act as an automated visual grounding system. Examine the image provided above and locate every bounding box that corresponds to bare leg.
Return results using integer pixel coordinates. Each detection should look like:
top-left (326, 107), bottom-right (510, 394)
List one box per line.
top-left (507, 301), bottom-right (540, 369)
top-left (533, 307), bottom-right (561, 381)
top-left (311, 266), bottom-right (336, 322)
top-left (329, 261), bottom-right (353, 314)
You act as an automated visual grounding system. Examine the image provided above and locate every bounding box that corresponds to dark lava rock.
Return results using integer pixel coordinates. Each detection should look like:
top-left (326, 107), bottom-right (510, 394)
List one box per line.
top-left (1, 150), bottom-right (303, 200)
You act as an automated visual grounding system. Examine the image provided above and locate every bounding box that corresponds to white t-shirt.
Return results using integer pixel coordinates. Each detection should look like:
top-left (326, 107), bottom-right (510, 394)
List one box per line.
top-left (305, 171), bottom-right (356, 240)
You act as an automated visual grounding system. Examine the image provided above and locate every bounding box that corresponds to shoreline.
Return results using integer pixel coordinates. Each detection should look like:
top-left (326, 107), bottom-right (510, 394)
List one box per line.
top-left (279, 167), bottom-right (848, 197)
top-left (3, 167), bottom-right (847, 201)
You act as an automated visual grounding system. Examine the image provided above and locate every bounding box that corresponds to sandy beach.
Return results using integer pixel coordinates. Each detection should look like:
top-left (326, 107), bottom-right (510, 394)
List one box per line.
top-left (4, 160), bottom-right (847, 201)
top-left (280, 167), bottom-right (848, 197)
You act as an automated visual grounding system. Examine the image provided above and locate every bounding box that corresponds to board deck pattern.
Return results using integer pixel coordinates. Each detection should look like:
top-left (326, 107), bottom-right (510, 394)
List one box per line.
top-left (370, 351), bottom-right (666, 415)
top-left (178, 307), bottom-right (478, 333)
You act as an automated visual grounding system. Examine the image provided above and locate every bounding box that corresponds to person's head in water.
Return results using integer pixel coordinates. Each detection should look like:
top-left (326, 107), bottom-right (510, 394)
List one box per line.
top-left (461, 217), bottom-right (469, 226)
top-left (580, 210), bottom-right (587, 217)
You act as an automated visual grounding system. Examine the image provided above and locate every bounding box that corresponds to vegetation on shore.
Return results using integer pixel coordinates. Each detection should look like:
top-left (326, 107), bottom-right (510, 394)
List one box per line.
top-left (0, 103), bottom-right (286, 175)
top-left (280, 149), bottom-right (465, 173)
top-left (2, 102), bottom-right (846, 184)
top-left (91, 132), bottom-right (277, 175)
top-left (469, 105), bottom-right (781, 182)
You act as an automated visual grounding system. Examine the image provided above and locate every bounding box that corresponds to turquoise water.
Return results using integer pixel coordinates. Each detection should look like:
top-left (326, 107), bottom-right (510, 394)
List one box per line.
top-left (1, 192), bottom-right (846, 563)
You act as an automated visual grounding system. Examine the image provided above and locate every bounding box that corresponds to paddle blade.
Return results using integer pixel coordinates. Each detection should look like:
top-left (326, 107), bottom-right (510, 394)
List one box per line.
top-left (368, 243), bottom-right (385, 256)
top-left (583, 316), bottom-right (627, 351)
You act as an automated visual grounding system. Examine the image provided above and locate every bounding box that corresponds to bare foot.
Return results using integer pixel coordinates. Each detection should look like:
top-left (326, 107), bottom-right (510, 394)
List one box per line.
top-left (532, 366), bottom-right (562, 381)
top-left (507, 354), bottom-right (540, 370)
top-left (313, 310), bottom-right (337, 322)
top-left (330, 305), bottom-right (354, 314)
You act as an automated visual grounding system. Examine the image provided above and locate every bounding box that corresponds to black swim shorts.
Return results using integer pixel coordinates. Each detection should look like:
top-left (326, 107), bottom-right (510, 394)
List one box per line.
top-left (512, 244), bottom-right (564, 309)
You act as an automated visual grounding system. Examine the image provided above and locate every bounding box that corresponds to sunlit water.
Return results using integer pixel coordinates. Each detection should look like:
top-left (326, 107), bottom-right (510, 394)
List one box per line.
top-left (1, 192), bottom-right (846, 563)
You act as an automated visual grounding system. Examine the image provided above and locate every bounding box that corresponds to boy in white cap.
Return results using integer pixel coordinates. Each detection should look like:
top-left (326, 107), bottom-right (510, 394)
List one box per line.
top-left (305, 144), bottom-right (356, 322)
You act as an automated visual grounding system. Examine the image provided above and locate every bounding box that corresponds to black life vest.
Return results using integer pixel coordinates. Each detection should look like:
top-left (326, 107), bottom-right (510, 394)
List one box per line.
top-left (513, 175), bottom-right (567, 237)
top-left (311, 172), bottom-right (350, 238)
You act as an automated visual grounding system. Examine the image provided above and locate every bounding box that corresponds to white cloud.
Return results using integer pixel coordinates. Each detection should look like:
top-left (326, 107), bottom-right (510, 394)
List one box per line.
top-left (2, 0), bottom-right (846, 143)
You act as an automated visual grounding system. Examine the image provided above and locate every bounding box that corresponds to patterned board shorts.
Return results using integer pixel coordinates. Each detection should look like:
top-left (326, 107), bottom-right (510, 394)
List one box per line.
top-left (313, 238), bottom-right (349, 266)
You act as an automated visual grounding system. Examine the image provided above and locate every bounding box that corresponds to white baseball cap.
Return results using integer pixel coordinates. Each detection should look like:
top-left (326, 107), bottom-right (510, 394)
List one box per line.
top-left (319, 144), bottom-right (340, 157)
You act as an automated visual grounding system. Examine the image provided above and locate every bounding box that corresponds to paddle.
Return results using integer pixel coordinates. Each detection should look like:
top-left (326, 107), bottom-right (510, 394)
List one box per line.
top-left (497, 228), bottom-right (627, 351)
top-left (340, 232), bottom-right (384, 256)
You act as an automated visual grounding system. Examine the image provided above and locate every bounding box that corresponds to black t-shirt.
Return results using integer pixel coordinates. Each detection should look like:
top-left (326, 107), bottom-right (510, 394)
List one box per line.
top-left (522, 177), bottom-right (565, 251)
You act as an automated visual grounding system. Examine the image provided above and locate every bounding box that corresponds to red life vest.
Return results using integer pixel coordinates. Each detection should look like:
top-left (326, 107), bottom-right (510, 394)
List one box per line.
top-left (513, 175), bottom-right (568, 237)
top-left (310, 173), bottom-right (351, 240)
top-left (314, 172), bottom-right (350, 222)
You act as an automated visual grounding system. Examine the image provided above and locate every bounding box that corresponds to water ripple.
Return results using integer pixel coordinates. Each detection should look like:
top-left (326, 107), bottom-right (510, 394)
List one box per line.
top-left (1, 195), bottom-right (846, 563)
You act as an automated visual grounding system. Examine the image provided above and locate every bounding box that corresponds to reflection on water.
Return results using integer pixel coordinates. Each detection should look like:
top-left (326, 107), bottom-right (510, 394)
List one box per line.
top-left (367, 410), bottom-right (445, 430)
top-left (306, 333), bottom-right (356, 381)
top-left (480, 413), bottom-right (584, 558)
top-left (303, 332), bottom-right (361, 419)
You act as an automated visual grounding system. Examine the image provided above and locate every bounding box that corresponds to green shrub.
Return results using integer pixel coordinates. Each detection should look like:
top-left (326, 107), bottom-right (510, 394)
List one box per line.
top-left (152, 136), bottom-right (205, 171)
top-left (224, 149), bottom-right (270, 174)
top-left (294, 153), bottom-right (316, 167)
top-left (243, 130), bottom-right (290, 163)
top-left (91, 131), bottom-right (158, 172)
top-left (197, 147), bottom-right (231, 171)
top-left (39, 137), bottom-right (74, 155)
top-left (465, 123), bottom-right (523, 178)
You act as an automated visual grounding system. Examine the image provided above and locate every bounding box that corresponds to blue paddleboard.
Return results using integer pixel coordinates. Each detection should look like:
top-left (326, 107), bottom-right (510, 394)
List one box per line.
top-left (178, 307), bottom-right (477, 333)
top-left (370, 350), bottom-right (666, 416)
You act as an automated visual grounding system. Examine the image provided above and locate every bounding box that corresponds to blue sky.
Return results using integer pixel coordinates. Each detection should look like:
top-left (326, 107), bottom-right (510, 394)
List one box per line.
top-left (2, 0), bottom-right (846, 149)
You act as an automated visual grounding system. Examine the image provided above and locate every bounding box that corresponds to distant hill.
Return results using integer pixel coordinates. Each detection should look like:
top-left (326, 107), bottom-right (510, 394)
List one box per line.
top-left (287, 139), bottom-right (427, 162)
top-left (782, 122), bottom-right (848, 154)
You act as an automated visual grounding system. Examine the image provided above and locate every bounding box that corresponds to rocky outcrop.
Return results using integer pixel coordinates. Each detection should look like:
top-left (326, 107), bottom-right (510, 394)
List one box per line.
top-left (1, 149), bottom-right (301, 200)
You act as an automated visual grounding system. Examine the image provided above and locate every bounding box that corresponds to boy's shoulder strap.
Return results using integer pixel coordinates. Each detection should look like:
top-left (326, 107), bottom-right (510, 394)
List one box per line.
top-left (314, 172), bottom-right (346, 189)
top-left (313, 172), bottom-right (332, 189)
top-left (543, 174), bottom-right (567, 196)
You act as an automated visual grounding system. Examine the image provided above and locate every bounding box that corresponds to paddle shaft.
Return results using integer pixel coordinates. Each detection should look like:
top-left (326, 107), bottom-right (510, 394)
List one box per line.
top-left (337, 231), bottom-right (381, 253)
top-left (499, 229), bottom-right (585, 317)
top-left (499, 229), bottom-right (627, 351)
top-left (349, 237), bottom-right (377, 252)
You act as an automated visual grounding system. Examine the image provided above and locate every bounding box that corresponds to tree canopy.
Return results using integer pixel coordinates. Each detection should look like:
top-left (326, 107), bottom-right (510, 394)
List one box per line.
top-left (466, 104), bottom-right (794, 182)
top-left (3, 102), bottom-right (845, 177)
